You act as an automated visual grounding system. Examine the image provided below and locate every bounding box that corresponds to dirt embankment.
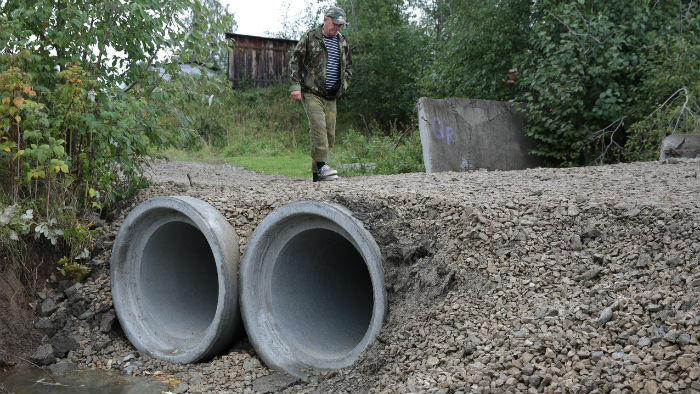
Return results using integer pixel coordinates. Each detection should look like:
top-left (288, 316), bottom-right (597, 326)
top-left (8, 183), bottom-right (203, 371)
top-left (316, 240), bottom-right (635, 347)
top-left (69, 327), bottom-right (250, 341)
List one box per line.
top-left (5, 159), bottom-right (700, 394)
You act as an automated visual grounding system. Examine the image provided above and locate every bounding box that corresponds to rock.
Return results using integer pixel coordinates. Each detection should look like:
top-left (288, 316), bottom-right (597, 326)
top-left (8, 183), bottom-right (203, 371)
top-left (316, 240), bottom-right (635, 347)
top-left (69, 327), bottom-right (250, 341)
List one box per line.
top-left (677, 355), bottom-right (695, 369)
top-left (596, 307), bottom-right (614, 326)
top-left (35, 307), bottom-right (68, 337)
top-left (427, 356), bottom-right (440, 367)
top-left (611, 352), bottom-right (626, 360)
top-left (30, 344), bottom-right (56, 366)
top-left (122, 354), bottom-right (136, 363)
top-left (576, 267), bottom-right (601, 282)
top-left (464, 344), bottom-right (476, 355)
top-left (636, 254), bottom-right (651, 268)
top-left (528, 374), bottom-right (542, 387)
top-left (243, 358), bottom-right (257, 369)
top-left (100, 312), bottom-right (117, 333)
top-left (63, 282), bottom-right (83, 298)
top-left (570, 234), bottom-right (583, 251)
top-left (582, 227), bottom-right (602, 239)
top-left (78, 310), bottom-right (94, 320)
top-left (567, 202), bottom-right (580, 216)
top-left (592, 351), bottom-right (604, 362)
top-left (663, 330), bottom-right (679, 343)
top-left (35, 318), bottom-right (59, 337)
top-left (252, 373), bottom-right (299, 393)
top-left (48, 361), bottom-right (78, 376)
top-left (49, 335), bottom-right (79, 358)
top-left (92, 339), bottom-right (112, 352)
top-left (57, 280), bottom-right (74, 294)
top-left (514, 328), bottom-right (529, 338)
top-left (645, 380), bottom-right (658, 394)
top-left (675, 333), bottom-right (691, 346)
top-left (172, 382), bottom-right (189, 394)
top-left (37, 298), bottom-right (58, 317)
top-left (50, 290), bottom-right (66, 304)
top-left (689, 367), bottom-right (700, 380)
top-left (623, 207), bottom-right (641, 217)
top-left (521, 364), bottom-right (534, 376)
top-left (646, 304), bottom-right (662, 312)
top-left (120, 365), bottom-right (136, 376)
top-left (660, 134), bottom-right (700, 160)
top-left (69, 297), bottom-right (88, 317)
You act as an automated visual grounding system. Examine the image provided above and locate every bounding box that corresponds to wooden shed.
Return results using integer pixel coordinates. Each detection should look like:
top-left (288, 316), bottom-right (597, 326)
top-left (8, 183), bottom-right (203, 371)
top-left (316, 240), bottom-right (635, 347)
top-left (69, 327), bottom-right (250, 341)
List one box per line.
top-left (226, 33), bottom-right (298, 88)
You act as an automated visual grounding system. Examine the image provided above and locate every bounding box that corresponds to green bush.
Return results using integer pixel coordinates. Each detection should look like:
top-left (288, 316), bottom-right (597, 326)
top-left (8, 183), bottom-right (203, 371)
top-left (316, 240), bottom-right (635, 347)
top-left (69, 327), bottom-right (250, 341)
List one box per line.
top-left (156, 82), bottom-right (310, 156)
top-left (337, 0), bottom-right (429, 128)
top-left (421, 0), bottom-right (531, 102)
top-left (518, 0), bottom-right (700, 166)
top-left (335, 127), bottom-right (424, 176)
top-left (625, 88), bottom-right (700, 162)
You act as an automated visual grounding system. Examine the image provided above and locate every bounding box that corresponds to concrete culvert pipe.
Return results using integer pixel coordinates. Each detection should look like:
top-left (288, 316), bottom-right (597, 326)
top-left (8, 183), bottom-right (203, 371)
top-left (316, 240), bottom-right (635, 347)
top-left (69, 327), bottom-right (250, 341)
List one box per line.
top-left (110, 196), bottom-right (241, 363)
top-left (240, 201), bottom-right (387, 378)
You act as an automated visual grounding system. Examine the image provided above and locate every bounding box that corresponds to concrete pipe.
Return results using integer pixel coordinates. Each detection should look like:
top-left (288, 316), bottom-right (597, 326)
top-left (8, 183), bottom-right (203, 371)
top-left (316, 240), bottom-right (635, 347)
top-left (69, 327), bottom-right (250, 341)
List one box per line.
top-left (240, 201), bottom-right (387, 378)
top-left (110, 196), bottom-right (241, 363)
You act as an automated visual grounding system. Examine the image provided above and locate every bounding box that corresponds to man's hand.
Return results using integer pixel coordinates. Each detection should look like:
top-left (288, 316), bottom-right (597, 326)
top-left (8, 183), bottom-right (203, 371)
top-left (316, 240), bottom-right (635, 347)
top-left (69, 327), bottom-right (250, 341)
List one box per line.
top-left (290, 90), bottom-right (302, 101)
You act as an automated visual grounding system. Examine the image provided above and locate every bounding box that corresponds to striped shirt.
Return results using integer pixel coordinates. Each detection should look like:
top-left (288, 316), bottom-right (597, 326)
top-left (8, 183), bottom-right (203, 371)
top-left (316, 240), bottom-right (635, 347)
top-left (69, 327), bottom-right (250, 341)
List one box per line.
top-left (323, 35), bottom-right (340, 93)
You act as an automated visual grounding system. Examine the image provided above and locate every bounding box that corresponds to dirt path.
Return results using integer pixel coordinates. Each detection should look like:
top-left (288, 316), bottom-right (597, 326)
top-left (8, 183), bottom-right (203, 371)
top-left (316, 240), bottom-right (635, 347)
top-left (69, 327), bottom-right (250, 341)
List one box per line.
top-left (143, 159), bottom-right (300, 187)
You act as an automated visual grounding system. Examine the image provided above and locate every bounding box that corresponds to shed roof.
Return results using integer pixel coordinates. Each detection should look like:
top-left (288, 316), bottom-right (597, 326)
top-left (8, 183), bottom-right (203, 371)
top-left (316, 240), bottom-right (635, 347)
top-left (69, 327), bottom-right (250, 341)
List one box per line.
top-left (225, 33), bottom-right (298, 45)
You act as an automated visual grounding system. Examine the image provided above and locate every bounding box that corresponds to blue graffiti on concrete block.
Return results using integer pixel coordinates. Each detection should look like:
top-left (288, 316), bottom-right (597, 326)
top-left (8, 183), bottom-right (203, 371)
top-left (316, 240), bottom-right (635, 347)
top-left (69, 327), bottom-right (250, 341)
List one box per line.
top-left (431, 117), bottom-right (454, 146)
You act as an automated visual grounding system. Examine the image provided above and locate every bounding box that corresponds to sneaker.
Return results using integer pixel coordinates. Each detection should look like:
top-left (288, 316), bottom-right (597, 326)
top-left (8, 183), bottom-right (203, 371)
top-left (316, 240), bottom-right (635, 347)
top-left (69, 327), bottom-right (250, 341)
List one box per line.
top-left (313, 174), bottom-right (339, 182)
top-left (317, 164), bottom-right (338, 177)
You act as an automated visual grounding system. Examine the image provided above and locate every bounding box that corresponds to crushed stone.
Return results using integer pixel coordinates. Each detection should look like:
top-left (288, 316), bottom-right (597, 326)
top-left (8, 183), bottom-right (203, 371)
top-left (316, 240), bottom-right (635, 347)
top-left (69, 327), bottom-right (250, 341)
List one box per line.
top-left (35, 159), bottom-right (700, 394)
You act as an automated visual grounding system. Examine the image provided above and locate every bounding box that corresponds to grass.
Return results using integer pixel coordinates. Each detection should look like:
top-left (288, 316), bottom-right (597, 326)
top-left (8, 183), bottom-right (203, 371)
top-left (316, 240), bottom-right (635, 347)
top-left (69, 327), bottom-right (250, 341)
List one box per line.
top-left (157, 82), bottom-right (424, 178)
top-left (226, 152), bottom-right (310, 178)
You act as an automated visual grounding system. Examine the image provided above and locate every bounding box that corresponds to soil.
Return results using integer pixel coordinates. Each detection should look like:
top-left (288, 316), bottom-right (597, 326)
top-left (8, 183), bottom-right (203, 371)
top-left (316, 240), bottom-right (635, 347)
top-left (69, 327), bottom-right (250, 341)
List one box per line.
top-left (0, 240), bottom-right (59, 371)
top-left (0, 267), bottom-right (42, 370)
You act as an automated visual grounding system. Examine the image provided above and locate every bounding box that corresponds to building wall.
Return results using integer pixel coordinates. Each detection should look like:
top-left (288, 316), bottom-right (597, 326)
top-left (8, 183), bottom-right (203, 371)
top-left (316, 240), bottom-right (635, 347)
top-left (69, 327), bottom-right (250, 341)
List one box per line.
top-left (226, 33), bottom-right (298, 88)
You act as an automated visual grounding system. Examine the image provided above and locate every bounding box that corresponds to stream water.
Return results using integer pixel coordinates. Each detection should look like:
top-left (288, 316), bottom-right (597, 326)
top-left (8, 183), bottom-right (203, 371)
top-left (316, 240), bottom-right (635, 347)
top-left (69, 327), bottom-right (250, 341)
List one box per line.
top-left (0, 365), bottom-right (169, 394)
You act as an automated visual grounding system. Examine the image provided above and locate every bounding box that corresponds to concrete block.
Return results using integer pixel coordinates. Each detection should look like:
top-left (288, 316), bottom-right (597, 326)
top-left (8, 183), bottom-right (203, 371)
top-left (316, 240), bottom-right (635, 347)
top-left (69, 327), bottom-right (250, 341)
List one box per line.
top-left (416, 97), bottom-right (541, 172)
top-left (659, 134), bottom-right (700, 160)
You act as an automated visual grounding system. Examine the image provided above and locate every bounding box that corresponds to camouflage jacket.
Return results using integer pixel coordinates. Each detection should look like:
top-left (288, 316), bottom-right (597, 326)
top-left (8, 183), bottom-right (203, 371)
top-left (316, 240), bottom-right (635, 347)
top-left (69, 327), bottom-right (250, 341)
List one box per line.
top-left (289, 26), bottom-right (352, 100)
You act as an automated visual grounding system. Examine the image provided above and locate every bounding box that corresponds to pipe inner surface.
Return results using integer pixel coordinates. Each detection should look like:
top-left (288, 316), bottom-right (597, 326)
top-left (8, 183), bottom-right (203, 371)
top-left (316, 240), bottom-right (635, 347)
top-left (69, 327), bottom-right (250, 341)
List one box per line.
top-left (270, 228), bottom-right (373, 358)
top-left (140, 220), bottom-right (218, 342)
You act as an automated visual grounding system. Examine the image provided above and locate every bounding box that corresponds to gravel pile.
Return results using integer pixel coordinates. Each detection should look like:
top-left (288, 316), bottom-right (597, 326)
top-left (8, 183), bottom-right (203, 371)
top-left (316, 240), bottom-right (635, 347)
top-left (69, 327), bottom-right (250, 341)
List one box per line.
top-left (31, 159), bottom-right (700, 394)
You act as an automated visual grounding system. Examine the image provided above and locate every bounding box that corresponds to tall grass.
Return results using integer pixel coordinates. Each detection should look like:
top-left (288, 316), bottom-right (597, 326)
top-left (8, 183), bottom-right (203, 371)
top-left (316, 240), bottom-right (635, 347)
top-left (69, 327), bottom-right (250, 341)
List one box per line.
top-left (159, 77), bottom-right (424, 178)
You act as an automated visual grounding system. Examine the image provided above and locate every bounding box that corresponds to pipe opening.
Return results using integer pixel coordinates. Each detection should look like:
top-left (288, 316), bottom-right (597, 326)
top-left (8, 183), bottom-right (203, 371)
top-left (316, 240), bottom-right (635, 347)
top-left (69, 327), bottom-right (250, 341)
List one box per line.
top-left (140, 221), bottom-right (219, 346)
top-left (240, 201), bottom-right (386, 377)
top-left (111, 196), bottom-right (241, 363)
top-left (271, 228), bottom-right (373, 358)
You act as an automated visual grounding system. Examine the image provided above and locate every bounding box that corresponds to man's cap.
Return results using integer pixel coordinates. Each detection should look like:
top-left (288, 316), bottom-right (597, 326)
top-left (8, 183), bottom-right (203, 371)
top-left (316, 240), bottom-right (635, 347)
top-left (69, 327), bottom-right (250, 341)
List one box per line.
top-left (325, 6), bottom-right (347, 25)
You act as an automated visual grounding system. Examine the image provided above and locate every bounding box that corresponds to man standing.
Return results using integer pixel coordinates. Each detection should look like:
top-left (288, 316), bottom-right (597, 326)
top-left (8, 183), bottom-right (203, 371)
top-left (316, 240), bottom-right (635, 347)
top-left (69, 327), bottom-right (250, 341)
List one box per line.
top-left (289, 6), bottom-right (352, 182)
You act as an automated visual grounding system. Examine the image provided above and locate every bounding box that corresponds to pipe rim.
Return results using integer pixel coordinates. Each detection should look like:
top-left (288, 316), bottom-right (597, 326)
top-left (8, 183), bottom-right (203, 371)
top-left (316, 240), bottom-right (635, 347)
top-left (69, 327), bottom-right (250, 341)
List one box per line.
top-left (240, 200), bottom-right (387, 378)
top-left (110, 196), bottom-right (240, 363)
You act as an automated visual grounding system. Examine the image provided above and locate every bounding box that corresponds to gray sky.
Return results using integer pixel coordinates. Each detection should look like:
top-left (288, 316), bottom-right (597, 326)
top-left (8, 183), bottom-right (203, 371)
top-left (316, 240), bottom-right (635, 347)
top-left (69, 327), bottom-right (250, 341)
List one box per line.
top-left (221, 0), bottom-right (313, 37)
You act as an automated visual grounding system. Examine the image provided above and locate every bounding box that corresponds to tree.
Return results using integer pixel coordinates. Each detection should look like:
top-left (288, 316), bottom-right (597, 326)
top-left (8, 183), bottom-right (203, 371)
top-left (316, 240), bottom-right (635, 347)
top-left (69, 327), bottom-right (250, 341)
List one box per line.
top-left (518, 0), bottom-right (700, 165)
top-left (337, 0), bottom-right (429, 128)
top-left (0, 0), bottom-right (235, 212)
top-left (420, 0), bottom-right (531, 101)
top-left (266, 0), bottom-right (332, 40)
